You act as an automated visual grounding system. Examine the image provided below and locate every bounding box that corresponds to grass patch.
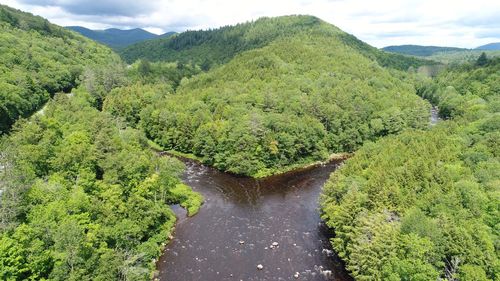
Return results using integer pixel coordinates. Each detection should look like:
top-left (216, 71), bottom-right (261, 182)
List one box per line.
top-left (170, 183), bottom-right (204, 216)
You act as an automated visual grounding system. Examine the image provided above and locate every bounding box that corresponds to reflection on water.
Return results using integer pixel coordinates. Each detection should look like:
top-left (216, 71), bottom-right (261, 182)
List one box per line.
top-left (157, 159), bottom-right (352, 281)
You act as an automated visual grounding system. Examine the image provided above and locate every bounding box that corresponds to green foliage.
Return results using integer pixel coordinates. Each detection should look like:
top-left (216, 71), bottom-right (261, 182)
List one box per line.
top-left (120, 15), bottom-right (325, 66)
top-left (126, 60), bottom-right (200, 88)
top-left (427, 50), bottom-right (500, 65)
top-left (0, 89), bottom-right (201, 280)
top-left (169, 184), bottom-right (204, 216)
top-left (321, 60), bottom-right (499, 280)
top-left (103, 83), bottom-right (170, 126)
top-left (417, 57), bottom-right (500, 119)
top-left (120, 15), bottom-right (433, 71)
top-left (337, 33), bottom-right (438, 71)
top-left (134, 32), bottom-right (429, 177)
top-left (476, 52), bottom-right (489, 66)
top-left (0, 4), bottom-right (117, 134)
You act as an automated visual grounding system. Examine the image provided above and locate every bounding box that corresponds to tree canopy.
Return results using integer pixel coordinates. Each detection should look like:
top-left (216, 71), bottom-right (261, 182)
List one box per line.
top-left (116, 30), bottom-right (432, 177)
top-left (320, 56), bottom-right (499, 281)
top-left (0, 88), bottom-right (202, 280)
top-left (120, 15), bottom-right (434, 71)
top-left (0, 4), bottom-right (117, 134)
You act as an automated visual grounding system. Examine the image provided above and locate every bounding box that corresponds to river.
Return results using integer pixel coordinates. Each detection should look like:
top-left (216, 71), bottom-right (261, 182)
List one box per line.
top-left (156, 159), bottom-right (352, 281)
top-left (430, 106), bottom-right (440, 126)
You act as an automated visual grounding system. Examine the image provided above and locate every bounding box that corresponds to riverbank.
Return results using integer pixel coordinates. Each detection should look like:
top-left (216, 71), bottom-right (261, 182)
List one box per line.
top-left (151, 140), bottom-right (351, 180)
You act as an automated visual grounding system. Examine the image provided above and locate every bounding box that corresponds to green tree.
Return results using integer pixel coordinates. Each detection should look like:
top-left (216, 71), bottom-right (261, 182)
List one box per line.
top-left (476, 52), bottom-right (488, 66)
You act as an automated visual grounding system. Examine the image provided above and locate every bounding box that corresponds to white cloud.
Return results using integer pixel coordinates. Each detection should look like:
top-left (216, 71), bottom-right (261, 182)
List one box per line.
top-left (1, 0), bottom-right (499, 48)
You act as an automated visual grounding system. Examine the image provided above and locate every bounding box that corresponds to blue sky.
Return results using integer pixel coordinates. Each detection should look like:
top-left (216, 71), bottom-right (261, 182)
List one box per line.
top-left (1, 0), bottom-right (499, 48)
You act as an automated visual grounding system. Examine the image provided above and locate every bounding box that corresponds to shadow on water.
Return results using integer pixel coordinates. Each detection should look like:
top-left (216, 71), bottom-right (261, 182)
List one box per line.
top-left (157, 159), bottom-right (353, 281)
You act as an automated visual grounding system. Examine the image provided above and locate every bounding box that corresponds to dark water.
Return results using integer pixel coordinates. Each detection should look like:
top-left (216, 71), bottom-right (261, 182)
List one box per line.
top-left (156, 159), bottom-right (352, 281)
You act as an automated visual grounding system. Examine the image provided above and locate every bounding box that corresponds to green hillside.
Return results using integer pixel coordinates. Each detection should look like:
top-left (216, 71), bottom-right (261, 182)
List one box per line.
top-left (2, 4), bottom-right (496, 280)
top-left (0, 5), bottom-right (202, 280)
top-left (321, 56), bottom-right (499, 280)
top-left (109, 16), bottom-right (432, 177)
top-left (0, 4), bottom-right (117, 134)
top-left (428, 50), bottom-right (500, 65)
top-left (120, 15), bottom-right (434, 71)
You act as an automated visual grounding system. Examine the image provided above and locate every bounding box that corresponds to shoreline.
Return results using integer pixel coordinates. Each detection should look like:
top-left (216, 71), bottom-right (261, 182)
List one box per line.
top-left (155, 144), bottom-right (351, 180)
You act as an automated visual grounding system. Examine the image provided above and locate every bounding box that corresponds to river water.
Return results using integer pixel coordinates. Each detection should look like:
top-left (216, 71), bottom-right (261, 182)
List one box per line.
top-left (156, 159), bottom-right (352, 281)
top-left (430, 106), bottom-right (440, 126)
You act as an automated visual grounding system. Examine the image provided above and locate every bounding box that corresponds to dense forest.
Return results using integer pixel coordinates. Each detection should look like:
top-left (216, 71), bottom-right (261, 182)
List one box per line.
top-left (320, 56), bottom-right (499, 280)
top-left (0, 87), bottom-right (202, 280)
top-left (114, 16), bottom-right (432, 177)
top-left (0, 4), bottom-right (117, 134)
top-left (120, 15), bottom-right (433, 71)
top-left (0, 6), bottom-right (202, 280)
top-left (0, 4), bottom-right (498, 281)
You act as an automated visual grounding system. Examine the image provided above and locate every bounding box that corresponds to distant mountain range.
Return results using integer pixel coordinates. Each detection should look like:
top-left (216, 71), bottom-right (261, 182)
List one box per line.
top-left (476, 42), bottom-right (500, 50)
top-left (381, 45), bottom-right (467, 56)
top-left (382, 43), bottom-right (500, 57)
top-left (66, 26), bottom-right (176, 49)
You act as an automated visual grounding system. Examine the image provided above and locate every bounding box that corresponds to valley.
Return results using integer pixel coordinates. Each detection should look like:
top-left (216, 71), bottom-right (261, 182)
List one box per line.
top-left (0, 3), bottom-right (498, 281)
top-left (156, 158), bottom-right (351, 281)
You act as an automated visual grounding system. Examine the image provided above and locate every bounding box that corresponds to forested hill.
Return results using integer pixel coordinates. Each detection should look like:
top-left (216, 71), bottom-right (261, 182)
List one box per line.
top-left (476, 42), bottom-right (500, 50)
top-left (0, 4), bottom-right (117, 134)
top-left (117, 16), bottom-right (433, 177)
top-left (66, 26), bottom-right (176, 49)
top-left (382, 44), bottom-right (468, 56)
top-left (120, 15), bottom-right (434, 71)
top-left (0, 5), bottom-right (202, 280)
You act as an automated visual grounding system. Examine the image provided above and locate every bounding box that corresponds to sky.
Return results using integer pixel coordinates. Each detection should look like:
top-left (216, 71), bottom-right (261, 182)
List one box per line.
top-left (1, 0), bottom-right (499, 48)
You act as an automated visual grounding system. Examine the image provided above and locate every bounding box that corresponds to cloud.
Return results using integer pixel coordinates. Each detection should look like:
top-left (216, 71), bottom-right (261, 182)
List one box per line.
top-left (16, 0), bottom-right (158, 16)
top-left (1, 0), bottom-right (499, 48)
top-left (376, 30), bottom-right (425, 38)
top-left (460, 11), bottom-right (500, 28)
top-left (475, 29), bottom-right (500, 39)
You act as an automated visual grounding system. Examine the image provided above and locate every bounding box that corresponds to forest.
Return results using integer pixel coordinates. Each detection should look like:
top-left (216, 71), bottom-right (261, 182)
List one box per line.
top-left (0, 4), bottom-right (116, 134)
top-left (0, 6), bottom-right (202, 280)
top-left (320, 56), bottom-right (499, 280)
top-left (0, 4), bottom-right (498, 281)
top-left (118, 17), bottom-right (431, 177)
top-left (121, 15), bottom-right (433, 71)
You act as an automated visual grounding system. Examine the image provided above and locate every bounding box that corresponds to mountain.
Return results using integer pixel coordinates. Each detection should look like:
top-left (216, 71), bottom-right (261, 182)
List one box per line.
top-left (66, 26), bottom-right (175, 49)
top-left (120, 16), bottom-right (435, 71)
top-left (123, 15), bottom-right (432, 177)
top-left (0, 4), bottom-right (117, 134)
top-left (382, 44), bottom-right (468, 56)
top-left (475, 42), bottom-right (500, 50)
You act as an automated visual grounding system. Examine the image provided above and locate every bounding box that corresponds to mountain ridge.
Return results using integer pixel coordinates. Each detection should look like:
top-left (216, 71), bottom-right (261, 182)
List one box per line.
top-left (120, 15), bottom-right (435, 71)
top-left (475, 42), bottom-right (500, 50)
top-left (66, 26), bottom-right (176, 49)
top-left (382, 44), bottom-right (468, 56)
